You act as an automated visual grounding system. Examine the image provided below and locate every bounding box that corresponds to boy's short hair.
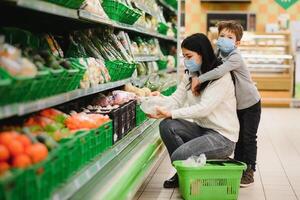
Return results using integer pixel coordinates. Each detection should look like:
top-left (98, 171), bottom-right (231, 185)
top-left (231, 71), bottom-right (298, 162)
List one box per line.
top-left (217, 20), bottom-right (244, 41)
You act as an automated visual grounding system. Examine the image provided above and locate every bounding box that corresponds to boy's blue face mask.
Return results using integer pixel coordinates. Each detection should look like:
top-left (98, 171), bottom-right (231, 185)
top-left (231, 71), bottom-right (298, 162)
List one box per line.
top-left (217, 37), bottom-right (236, 54)
top-left (184, 58), bottom-right (202, 72)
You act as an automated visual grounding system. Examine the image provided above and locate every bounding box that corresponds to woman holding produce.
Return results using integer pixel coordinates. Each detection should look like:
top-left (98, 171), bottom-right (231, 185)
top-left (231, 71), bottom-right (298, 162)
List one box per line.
top-left (148, 33), bottom-right (239, 188)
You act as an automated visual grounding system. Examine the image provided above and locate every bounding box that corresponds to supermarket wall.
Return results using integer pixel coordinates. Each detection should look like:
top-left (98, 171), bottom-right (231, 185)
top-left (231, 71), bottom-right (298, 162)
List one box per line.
top-left (185, 0), bottom-right (300, 35)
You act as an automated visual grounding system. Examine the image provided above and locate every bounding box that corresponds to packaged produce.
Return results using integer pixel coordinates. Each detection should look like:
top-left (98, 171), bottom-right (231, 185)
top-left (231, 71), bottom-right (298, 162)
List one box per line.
top-left (65, 112), bottom-right (110, 130)
top-left (112, 90), bottom-right (136, 105)
top-left (0, 43), bottom-right (37, 77)
top-left (140, 96), bottom-right (175, 115)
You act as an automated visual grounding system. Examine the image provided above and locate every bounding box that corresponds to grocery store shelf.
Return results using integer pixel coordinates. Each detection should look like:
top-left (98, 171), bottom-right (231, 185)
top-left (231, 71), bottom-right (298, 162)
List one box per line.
top-left (0, 79), bottom-right (131, 120)
top-left (134, 55), bottom-right (160, 62)
top-left (157, 0), bottom-right (178, 14)
top-left (52, 119), bottom-right (159, 200)
top-left (7, 0), bottom-right (79, 19)
top-left (1, 0), bottom-right (176, 42)
top-left (242, 54), bottom-right (293, 59)
top-left (79, 10), bottom-right (177, 42)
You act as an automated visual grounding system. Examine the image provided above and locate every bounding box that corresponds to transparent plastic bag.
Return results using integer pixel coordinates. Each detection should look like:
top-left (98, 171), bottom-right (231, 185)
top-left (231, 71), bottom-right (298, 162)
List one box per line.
top-left (183, 154), bottom-right (206, 167)
top-left (140, 96), bottom-right (175, 115)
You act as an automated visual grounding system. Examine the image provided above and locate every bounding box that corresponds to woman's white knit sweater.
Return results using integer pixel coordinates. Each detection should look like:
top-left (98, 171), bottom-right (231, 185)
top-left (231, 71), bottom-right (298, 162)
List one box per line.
top-left (166, 73), bottom-right (239, 142)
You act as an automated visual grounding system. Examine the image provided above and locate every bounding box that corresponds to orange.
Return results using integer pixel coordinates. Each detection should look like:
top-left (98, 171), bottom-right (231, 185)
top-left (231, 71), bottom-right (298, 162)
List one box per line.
top-left (16, 135), bottom-right (32, 148)
top-left (0, 145), bottom-right (10, 161)
top-left (7, 140), bottom-right (24, 157)
top-left (0, 132), bottom-right (18, 146)
top-left (0, 162), bottom-right (10, 175)
top-left (25, 143), bottom-right (48, 164)
top-left (12, 154), bottom-right (32, 168)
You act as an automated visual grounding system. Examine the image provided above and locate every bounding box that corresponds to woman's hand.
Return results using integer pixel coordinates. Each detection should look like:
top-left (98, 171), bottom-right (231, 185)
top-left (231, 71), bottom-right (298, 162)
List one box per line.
top-left (146, 106), bottom-right (171, 119)
top-left (191, 77), bottom-right (201, 96)
top-left (150, 91), bottom-right (161, 96)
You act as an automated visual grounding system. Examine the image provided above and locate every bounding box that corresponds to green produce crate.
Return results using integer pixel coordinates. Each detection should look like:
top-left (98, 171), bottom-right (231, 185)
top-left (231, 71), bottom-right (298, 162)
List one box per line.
top-left (161, 85), bottom-right (177, 96)
top-left (102, 0), bottom-right (142, 25)
top-left (48, 147), bottom-right (66, 190)
top-left (28, 69), bottom-right (50, 100)
top-left (136, 104), bottom-right (148, 126)
top-left (25, 158), bottom-right (53, 200)
top-left (0, 68), bottom-right (12, 105)
top-left (68, 59), bottom-right (87, 91)
top-left (59, 136), bottom-right (81, 180)
top-left (105, 60), bottom-right (121, 81)
top-left (0, 170), bottom-right (26, 200)
top-left (173, 160), bottom-right (246, 200)
top-left (43, 0), bottom-right (85, 9)
top-left (157, 22), bottom-right (169, 35)
top-left (45, 67), bottom-right (66, 96)
top-left (105, 60), bottom-right (136, 81)
top-left (56, 65), bottom-right (79, 94)
top-left (164, 0), bottom-right (178, 9)
top-left (157, 60), bottom-right (168, 70)
top-left (0, 67), bottom-right (34, 105)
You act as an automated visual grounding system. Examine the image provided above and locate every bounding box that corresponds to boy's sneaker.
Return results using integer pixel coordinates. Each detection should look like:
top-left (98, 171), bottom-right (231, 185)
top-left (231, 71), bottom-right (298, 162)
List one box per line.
top-left (240, 167), bottom-right (254, 187)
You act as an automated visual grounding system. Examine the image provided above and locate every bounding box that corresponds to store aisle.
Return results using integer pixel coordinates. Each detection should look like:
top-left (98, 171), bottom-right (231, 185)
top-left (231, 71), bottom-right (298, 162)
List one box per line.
top-left (134, 108), bottom-right (300, 200)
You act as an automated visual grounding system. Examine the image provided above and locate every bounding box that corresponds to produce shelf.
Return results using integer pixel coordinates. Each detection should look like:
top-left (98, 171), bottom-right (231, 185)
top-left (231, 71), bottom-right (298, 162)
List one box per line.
top-left (157, 0), bottom-right (178, 14)
top-left (0, 78), bottom-right (131, 120)
top-left (134, 55), bottom-right (160, 62)
top-left (52, 119), bottom-right (160, 200)
top-left (7, 0), bottom-right (79, 19)
top-left (1, 0), bottom-right (176, 42)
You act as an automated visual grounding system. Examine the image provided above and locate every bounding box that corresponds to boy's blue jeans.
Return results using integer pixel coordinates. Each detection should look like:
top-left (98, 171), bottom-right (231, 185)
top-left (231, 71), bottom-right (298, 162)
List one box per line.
top-left (235, 100), bottom-right (261, 171)
top-left (159, 119), bottom-right (235, 162)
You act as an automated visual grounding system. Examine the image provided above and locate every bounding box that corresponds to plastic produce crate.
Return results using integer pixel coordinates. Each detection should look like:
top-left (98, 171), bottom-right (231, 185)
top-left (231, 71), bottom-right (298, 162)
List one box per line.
top-left (101, 0), bottom-right (142, 25)
top-left (161, 85), bottom-right (177, 96)
top-left (45, 67), bottom-right (66, 96)
top-left (55, 65), bottom-right (79, 94)
top-left (157, 22), bottom-right (169, 35)
top-left (173, 160), bottom-right (246, 200)
top-left (0, 170), bottom-right (26, 200)
top-left (28, 68), bottom-right (50, 100)
top-left (0, 67), bottom-right (34, 105)
top-left (59, 136), bottom-right (81, 180)
top-left (0, 68), bottom-right (12, 105)
top-left (105, 60), bottom-right (136, 81)
top-left (68, 59), bottom-right (87, 91)
top-left (136, 104), bottom-right (148, 126)
top-left (43, 0), bottom-right (85, 9)
top-left (99, 100), bottom-right (136, 144)
top-left (157, 60), bottom-right (168, 70)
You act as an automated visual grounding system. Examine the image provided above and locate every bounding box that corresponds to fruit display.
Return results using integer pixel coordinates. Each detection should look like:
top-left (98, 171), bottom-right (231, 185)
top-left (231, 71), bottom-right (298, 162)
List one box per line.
top-left (0, 131), bottom-right (48, 175)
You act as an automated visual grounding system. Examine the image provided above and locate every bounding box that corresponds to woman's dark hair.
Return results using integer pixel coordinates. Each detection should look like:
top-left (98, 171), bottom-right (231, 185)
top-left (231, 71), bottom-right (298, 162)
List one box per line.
top-left (181, 33), bottom-right (222, 92)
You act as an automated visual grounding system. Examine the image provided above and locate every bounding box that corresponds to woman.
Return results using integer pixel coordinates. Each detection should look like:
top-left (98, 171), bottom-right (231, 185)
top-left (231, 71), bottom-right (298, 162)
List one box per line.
top-left (149, 33), bottom-right (239, 188)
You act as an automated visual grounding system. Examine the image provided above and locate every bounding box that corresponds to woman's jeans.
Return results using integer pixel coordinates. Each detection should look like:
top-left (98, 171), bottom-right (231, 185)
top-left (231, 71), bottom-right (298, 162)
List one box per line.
top-left (159, 118), bottom-right (235, 162)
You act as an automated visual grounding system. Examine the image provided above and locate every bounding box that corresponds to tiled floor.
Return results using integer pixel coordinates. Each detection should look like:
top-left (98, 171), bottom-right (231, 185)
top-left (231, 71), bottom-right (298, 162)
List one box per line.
top-left (133, 108), bottom-right (300, 200)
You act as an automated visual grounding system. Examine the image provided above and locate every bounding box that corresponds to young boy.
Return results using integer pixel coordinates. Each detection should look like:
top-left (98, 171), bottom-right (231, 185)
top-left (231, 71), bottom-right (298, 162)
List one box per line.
top-left (192, 21), bottom-right (261, 187)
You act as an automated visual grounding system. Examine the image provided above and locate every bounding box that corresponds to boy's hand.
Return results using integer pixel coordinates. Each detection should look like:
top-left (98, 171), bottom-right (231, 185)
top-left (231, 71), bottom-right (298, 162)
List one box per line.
top-left (192, 77), bottom-right (201, 96)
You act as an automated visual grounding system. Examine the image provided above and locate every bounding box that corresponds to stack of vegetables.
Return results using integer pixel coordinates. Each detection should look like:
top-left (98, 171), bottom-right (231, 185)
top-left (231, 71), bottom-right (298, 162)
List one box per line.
top-left (67, 29), bottom-right (137, 81)
top-left (0, 108), bottom-right (112, 199)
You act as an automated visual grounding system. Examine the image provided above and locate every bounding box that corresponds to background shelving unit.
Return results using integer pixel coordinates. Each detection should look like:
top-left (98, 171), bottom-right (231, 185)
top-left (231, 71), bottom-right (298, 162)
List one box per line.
top-left (240, 32), bottom-right (295, 107)
top-left (0, 0), bottom-right (178, 199)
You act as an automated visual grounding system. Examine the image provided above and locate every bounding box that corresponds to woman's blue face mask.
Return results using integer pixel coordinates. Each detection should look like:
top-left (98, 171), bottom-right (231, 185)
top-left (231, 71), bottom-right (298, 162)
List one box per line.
top-left (216, 37), bottom-right (236, 54)
top-left (184, 58), bottom-right (202, 72)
